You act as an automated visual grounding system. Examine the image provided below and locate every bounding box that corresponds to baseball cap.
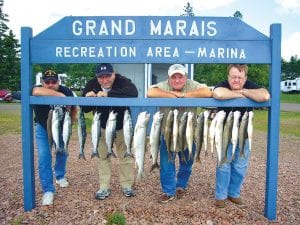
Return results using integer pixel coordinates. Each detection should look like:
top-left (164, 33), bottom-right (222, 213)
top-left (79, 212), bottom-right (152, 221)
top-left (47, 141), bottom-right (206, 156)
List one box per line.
top-left (168, 64), bottom-right (187, 77)
top-left (42, 70), bottom-right (58, 82)
top-left (96, 63), bottom-right (114, 77)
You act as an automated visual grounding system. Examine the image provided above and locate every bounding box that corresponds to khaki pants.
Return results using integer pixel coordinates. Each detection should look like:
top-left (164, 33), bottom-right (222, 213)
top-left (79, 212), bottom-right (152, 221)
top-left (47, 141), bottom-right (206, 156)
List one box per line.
top-left (98, 129), bottom-right (134, 190)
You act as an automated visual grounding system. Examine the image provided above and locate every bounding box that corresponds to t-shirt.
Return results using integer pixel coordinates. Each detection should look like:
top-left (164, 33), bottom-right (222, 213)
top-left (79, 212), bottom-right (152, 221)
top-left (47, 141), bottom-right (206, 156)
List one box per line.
top-left (214, 80), bottom-right (261, 114)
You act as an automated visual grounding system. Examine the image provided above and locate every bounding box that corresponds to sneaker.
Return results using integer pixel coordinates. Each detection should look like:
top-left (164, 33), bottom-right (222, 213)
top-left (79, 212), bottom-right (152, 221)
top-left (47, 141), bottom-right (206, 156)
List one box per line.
top-left (122, 187), bottom-right (136, 197)
top-left (215, 199), bottom-right (225, 208)
top-left (175, 188), bottom-right (185, 199)
top-left (56, 178), bottom-right (69, 188)
top-left (158, 193), bottom-right (175, 203)
top-left (42, 192), bottom-right (54, 206)
top-left (228, 196), bottom-right (243, 205)
top-left (95, 189), bottom-right (111, 200)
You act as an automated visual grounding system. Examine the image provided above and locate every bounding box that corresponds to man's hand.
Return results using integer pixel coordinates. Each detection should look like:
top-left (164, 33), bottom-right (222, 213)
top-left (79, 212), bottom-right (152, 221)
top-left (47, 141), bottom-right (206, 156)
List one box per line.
top-left (85, 91), bottom-right (97, 97)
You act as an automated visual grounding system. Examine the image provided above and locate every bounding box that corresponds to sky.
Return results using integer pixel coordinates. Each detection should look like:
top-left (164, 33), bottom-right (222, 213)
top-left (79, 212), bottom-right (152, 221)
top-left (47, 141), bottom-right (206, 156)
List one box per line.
top-left (3, 0), bottom-right (300, 61)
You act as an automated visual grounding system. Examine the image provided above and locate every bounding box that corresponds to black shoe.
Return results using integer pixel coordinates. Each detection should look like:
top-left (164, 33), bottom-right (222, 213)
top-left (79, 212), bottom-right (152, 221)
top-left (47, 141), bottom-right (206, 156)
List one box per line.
top-left (122, 187), bottom-right (136, 197)
top-left (95, 189), bottom-right (111, 200)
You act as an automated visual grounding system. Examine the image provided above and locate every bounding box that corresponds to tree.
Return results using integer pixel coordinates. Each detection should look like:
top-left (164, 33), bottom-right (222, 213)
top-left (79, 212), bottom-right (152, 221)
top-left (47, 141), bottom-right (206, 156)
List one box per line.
top-left (181, 2), bottom-right (194, 17)
top-left (233, 11), bottom-right (243, 19)
top-left (0, 0), bottom-right (20, 91)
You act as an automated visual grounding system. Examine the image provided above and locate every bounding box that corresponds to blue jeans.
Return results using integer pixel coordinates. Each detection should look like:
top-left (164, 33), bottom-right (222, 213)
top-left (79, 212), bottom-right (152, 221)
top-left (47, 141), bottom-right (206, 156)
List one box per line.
top-left (215, 139), bottom-right (250, 200)
top-left (35, 123), bottom-right (68, 193)
top-left (160, 135), bottom-right (195, 196)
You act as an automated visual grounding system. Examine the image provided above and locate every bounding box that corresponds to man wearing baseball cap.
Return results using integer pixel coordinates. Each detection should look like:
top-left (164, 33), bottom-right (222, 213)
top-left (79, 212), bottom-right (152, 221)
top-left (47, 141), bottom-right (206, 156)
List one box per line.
top-left (32, 69), bottom-right (77, 206)
top-left (82, 63), bottom-right (138, 200)
top-left (147, 64), bottom-right (212, 203)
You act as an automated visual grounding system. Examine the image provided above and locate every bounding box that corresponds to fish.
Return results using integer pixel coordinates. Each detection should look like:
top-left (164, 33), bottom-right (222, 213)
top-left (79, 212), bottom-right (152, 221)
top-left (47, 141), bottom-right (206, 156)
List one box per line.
top-left (214, 110), bottom-right (226, 167)
top-left (247, 111), bottom-right (254, 151)
top-left (221, 111), bottom-right (234, 164)
top-left (194, 112), bottom-right (204, 163)
top-left (91, 111), bottom-right (101, 158)
top-left (209, 112), bottom-right (218, 157)
top-left (123, 109), bottom-right (134, 158)
top-left (133, 111), bottom-right (150, 181)
top-left (51, 106), bottom-right (64, 153)
top-left (62, 109), bottom-right (72, 155)
top-left (105, 110), bottom-right (118, 158)
top-left (149, 111), bottom-right (164, 172)
top-left (203, 110), bottom-right (210, 156)
top-left (172, 109), bottom-right (179, 152)
top-left (186, 111), bottom-right (194, 160)
top-left (231, 110), bottom-right (241, 161)
top-left (239, 111), bottom-right (249, 158)
top-left (47, 109), bottom-right (53, 149)
top-left (77, 107), bottom-right (87, 160)
top-left (178, 112), bottom-right (188, 162)
top-left (164, 110), bottom-right (174, 159)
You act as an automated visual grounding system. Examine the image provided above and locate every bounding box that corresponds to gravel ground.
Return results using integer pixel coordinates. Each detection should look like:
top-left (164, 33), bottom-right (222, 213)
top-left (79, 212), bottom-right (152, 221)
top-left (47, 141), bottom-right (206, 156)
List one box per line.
top-left (0, 129), bottom-right (299, 225)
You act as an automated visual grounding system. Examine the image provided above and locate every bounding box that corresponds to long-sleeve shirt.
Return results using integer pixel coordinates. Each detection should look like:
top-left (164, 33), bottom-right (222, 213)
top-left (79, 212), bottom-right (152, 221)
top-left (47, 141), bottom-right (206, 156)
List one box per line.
top-left (82, 73), bottom-right (138, 130)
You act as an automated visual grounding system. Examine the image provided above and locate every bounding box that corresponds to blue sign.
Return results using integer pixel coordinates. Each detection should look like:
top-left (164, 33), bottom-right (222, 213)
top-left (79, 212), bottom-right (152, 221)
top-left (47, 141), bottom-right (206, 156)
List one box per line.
top-left (31, 16), bottom-right (270, 64)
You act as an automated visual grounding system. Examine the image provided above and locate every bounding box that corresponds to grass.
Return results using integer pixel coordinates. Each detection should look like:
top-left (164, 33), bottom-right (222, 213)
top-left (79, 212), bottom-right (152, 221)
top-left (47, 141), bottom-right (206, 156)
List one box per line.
top-left (280, 93), bottom-right (300, 103)
top-left (0, 109), bottom-right (21, 135)
top-left (253, 110), bottom-right (300, 137)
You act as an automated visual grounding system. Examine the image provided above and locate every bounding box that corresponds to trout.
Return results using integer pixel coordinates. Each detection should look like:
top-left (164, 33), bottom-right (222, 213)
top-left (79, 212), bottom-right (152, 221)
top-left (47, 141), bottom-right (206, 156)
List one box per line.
top-left (214, 110), bottom-right (226, 167)
top-left (91, 111), bottom-right (101, 158)
top-left (149, 111), bottom-right (164, 172)
top-left (77, 107), bottom-right (87, 160)
top-left (186, 111), bottom-right (194, 160)
top-left (221, 111), bottom-right (233, 164)
top-left (123, 109), bottom-right (134, 158)
top-left (62, 110), bottom-right (72, 155)
top-left (239, 111), bottom-right (249, 158)
top-left (203, 110), bottom-right (210, 156)
top-left (133, 111), bottom-right (150, 181)
top-left (194, 112), bottom-right (204, 163)
top-left (105, 110), bottom-right (118, 158)
top-left (247, 111), bottom-right (254, 151)
top-left (52, 106), bottom-right (64, 153)
top-left (231, 110), bottom-right (241, 161)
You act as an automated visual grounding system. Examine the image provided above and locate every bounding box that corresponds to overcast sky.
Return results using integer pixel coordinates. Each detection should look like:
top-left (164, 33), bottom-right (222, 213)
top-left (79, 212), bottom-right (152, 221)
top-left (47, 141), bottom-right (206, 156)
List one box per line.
top-left (3, 0), bottom-right (300, 60)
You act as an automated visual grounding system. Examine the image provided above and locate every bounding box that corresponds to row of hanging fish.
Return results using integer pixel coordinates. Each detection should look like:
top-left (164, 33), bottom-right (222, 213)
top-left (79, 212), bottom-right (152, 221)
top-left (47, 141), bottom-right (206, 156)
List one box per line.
top-left (74, 107), bottom-right (254, 181)
top-left (47, 106), bottom-right (72, 155)
top-left (206, 110), bottom-right (254, 167)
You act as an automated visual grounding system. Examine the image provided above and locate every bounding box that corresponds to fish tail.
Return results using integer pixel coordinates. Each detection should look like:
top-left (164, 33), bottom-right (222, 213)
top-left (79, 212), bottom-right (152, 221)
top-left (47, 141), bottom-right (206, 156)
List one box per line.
top-left (136, 172), bottom-right (146, 182)
top-left (91, 151), bottom-right (99, 158)
top-left (124, 151), bottom-right (134, 158)
top-left (150, 163), bottom-right (160, 172)
top-left (78, 153), bottom-right (86, 160)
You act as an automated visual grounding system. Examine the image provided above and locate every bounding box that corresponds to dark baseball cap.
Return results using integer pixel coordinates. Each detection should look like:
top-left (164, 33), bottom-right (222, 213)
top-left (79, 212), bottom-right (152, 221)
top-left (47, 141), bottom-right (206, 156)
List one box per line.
top-left (42, 70), bottom-right (58, 81)
top-left (96, 63), bottom-right (114, 77)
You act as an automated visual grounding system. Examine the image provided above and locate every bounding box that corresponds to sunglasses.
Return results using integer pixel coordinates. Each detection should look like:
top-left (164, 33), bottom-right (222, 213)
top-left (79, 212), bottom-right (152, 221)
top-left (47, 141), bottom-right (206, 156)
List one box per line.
top-left (44, 80), bottom-right (57, 85)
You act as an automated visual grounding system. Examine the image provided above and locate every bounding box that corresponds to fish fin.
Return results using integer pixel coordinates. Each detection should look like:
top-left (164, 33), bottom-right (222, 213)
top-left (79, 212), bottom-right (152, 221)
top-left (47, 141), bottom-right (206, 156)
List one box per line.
top-left (106, 151), bottom-right (117, 159)
top-left (136, 172), bottom-right (146, 182)
top-left (78, 153), bottom-right (86, 160)
top-left (150, 163), bottom-right (160, 172)
top-left (124, 152), bottom-right (134, 158)
top-left (91, 151), bottom-right (99, 158)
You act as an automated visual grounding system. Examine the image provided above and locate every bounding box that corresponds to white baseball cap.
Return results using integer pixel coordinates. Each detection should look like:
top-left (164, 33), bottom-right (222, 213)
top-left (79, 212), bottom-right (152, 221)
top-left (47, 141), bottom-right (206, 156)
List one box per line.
top-left (168, 64), bottom-right (187, 77)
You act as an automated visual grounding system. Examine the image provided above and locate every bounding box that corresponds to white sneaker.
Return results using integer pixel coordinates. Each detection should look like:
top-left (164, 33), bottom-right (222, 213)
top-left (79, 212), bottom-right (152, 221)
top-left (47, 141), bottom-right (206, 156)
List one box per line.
top-left (42, 192), bottom-right (54, 206)
top-left (56, 178), bottom-right (69, 188)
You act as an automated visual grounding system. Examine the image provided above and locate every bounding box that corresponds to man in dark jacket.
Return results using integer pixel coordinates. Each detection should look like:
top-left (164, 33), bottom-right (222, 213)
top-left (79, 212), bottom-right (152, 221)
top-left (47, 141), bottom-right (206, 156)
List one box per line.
top-left (82, 63), bottom-right (138, 200)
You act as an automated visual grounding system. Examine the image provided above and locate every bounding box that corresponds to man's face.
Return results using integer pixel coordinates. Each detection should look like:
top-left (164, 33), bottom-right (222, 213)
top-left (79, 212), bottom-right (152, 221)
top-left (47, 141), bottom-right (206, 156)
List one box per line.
top-left (168, 73), bottom-right (187, 91)
top-left (42, 79), bottom-right (59, 90)
top-left (97, 73), bottom-right (115, 89)
top-left (228, 67), bottom-right (247, 90)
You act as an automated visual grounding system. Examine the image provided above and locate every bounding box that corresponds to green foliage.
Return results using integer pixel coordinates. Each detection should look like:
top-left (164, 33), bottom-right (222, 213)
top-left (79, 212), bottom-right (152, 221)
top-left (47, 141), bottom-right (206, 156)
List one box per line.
top-left (0, 0), bottom-right (20, 91)
top-left (281, 56), bottom-right (300, 80)
top-left (194, 64), bottom-right (269, 88)
top-left (181, 2), bottom-right (194, 17)
top-left (105, 212), bottom-right (126, 225)
top-left (233, 11), bottom-right (243, 19)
